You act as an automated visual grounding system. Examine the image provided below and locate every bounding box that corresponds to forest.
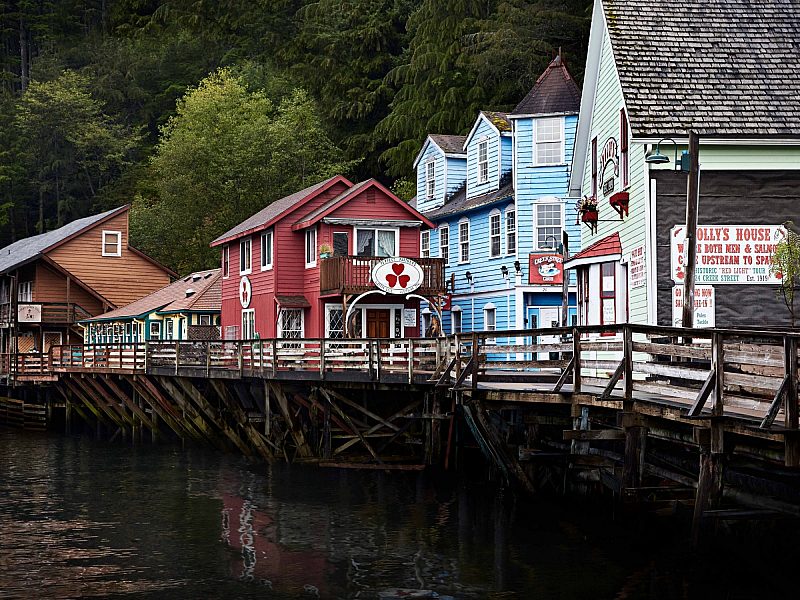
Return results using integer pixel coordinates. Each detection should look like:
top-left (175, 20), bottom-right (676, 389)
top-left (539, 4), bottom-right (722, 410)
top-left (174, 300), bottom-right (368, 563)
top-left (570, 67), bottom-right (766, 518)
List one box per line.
top-left (0, 0), bottom-right (590, 274)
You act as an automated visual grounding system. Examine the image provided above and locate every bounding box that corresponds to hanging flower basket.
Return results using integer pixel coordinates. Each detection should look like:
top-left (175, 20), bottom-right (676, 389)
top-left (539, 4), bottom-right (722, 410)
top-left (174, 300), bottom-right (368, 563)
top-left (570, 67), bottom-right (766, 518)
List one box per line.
top-left (609, 191), bottom-right (630, 219)
top-left (581, 210), bottom-right (598, 223)
top-left (577, 195), bottom-right (599, 234)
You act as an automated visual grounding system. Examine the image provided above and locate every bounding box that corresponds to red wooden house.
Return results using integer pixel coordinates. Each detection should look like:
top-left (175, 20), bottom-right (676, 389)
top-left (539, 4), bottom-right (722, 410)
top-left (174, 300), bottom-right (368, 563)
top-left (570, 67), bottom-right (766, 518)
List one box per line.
top-left (211, 175), bottom-right (446, 340)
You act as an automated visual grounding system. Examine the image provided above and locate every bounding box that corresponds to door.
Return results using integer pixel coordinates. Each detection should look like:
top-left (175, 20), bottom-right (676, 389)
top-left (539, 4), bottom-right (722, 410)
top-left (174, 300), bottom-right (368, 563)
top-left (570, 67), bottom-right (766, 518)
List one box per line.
top-left (366, 309), bottom-right (391, 338)
top-left (538, 307), bottom-right (560, 361)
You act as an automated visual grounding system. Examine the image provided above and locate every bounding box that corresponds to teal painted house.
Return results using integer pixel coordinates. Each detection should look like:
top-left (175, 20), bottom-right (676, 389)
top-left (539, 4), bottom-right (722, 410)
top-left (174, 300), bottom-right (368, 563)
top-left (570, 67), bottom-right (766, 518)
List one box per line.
top-left (82, 269), bottom-right (221, 344)
top-left (414, 55), bottom-right (581, 337)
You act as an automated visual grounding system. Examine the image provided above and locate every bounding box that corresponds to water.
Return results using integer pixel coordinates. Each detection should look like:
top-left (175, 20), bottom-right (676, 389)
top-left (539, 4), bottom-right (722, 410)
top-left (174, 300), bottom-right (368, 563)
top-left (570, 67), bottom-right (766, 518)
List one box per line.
top-left (0, 428), bottom-right (795, 599)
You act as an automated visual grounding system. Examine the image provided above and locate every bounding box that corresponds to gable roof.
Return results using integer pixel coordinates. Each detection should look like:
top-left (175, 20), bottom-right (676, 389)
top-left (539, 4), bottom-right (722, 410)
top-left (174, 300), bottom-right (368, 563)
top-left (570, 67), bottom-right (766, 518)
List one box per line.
top-left (0, 206), bottom-right (129, 275)
top-left (292, 179), bottom-right (436, 230)
top-left (422, 180), bottom-right (514, 220)
top-left (82, 269), bottom-right (221, 322)
top-left (412, 134), bottom-right (468, 169)
top-left (564, 232), bottom-right (622, 269)
top-left (511, 54), bottom-right (581, 116)
top-left (604, 0), bottom-right (800, 139)
top-left (464, 111), bottom-right (512, 148)
top-left (211, 175), bottom-right (351, 246)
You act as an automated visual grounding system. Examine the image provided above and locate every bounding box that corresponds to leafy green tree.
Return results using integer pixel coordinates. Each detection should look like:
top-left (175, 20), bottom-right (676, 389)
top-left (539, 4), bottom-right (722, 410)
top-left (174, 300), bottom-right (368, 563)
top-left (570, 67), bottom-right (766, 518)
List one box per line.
top-left (132, 68), bottom-right (352, 274)
top-left (771, 223), bottom-right (800, 326)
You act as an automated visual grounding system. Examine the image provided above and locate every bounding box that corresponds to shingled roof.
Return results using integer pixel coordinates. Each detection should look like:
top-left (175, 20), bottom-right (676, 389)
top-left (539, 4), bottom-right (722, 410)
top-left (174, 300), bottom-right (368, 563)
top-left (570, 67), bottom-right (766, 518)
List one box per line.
top-left (430, 134), bottom-right (467, 155)
top-left (422, 180), bottom-right (514, 220)
top-left (511, 54), bottom-right (581, 116)
top-left (604, 0), bottom-right (800, 138)
top-left (481, 111), bottom-right (512, 133)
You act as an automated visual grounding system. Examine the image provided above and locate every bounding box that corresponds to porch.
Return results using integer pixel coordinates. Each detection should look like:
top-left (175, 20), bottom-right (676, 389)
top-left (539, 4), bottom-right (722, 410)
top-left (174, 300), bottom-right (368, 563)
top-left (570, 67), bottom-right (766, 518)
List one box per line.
top-left (319, 256), bottom-right (446, 297)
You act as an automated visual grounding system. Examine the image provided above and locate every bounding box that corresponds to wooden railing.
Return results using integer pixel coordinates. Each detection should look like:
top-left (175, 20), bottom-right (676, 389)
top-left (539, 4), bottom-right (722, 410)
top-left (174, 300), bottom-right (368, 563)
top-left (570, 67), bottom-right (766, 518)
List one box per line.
top-left (0, 302), bottom-right (93, 324)
top-left (319, 256), bottom-right (446, 296)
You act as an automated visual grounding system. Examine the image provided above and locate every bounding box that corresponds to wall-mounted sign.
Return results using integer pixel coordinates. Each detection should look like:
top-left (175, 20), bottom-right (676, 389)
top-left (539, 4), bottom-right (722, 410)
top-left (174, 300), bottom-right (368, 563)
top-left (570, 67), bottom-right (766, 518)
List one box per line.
top-left (598, 136), bottom-right (619, 185)
top-left (403, 308), bottom-right (417, 327)
top-left (528, 253), bottom-right (563, 284)
top-left (629, 244), bottom-right (646, 289)
top-left (671, 225), bottom-right (786, 284)
top-left (239, 276), bottom-right (252, 308)
top-left (672, 285), bottom-right (715, 328)
top-left (371, 257), bottom-right (424, 294)
top-left (602, 177), bottom-right (615, 196)
top-left (18, 304), bottom-right (42, 323)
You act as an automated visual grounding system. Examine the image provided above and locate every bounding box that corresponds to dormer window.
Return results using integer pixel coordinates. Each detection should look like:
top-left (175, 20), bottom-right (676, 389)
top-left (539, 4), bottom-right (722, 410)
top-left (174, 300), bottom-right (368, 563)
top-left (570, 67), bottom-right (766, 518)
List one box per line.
top-left (426, 160), bottom-right (436, 199)
top-left (102, 231), bottom-right (122, 257)
top-left (478, 140), bottom-right (489, 184)
top-left (535, 118), bottom-right (563, 165)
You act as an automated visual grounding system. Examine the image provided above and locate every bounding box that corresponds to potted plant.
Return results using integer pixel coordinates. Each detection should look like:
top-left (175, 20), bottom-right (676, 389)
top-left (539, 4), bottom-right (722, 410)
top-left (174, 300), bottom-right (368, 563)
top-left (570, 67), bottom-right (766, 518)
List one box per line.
top-left (319, 243), bottom-right (333, 259)
top-left (578, 195), bottom-right (599, 233)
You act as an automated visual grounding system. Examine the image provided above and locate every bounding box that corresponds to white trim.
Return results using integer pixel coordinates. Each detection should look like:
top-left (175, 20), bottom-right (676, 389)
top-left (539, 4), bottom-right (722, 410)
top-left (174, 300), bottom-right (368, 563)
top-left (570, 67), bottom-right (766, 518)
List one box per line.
top-left (564, 253), bottom-right (623, 270)
top-left (101, 230), bottom-right (122, 257)
top-left (450, 305), bottom-right (463, 335)
top-left (505, 203), bottom-right (517, 256)
top-left (533, 199), bottom-right (565, 251)
top-left (241, 308), bottom-right (256, 340)
top-left (647, 175), bottom-right (658, 324)
top-left (277, 307), bottom-right (304, 338)
top-left (222, 245), bottom-right (230, 279)
top-left (420, 230), bottom-right (431, 258)
top-left (509, 111), bottom-right (579, 120)
top-left (260, 229), bottom-right (274, 271)
top-left (439, 224), bottom-right (450, 266)
top-left (477, 139), bottom-right (489, 184)
top-left (305, 228), bottom-right (317, 268)
top-left (239, 237), bottom-right (252, 275)
top-left (353, 226), bottom-right (400, 258)
top-left (464, 112), bottom-right (501, 149)
top-left (457, 218), bottom-right (470, 264)
top-left (425, 159), bottom-right (436, 200)
top-left (632, 136), bottom-right (800, 145)
top-left (324, 303), bottom-right (345, 338)
top-left (533, 116), bottom-right (566, 166)
top-left (412, 136), bottom-right (468, 170)
top-left (488, 209), bottom-right (502, 258)
top-left (323, 218), bottom-right (422, 227)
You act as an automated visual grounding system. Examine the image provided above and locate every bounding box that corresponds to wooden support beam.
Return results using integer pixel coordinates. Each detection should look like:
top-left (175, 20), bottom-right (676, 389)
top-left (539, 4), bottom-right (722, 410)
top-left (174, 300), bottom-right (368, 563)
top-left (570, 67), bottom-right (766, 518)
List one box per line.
top-left (136, 375), bottom-right (214, 446)
top-left (129, 376), bottom-right (198, 442)
top-left (688, 369), bottom-right (716, 417)
top-left (623, 424), bottom-right (648, 490)
top-left (320, 388), bottom-right (383, 465)
top-left (600, 359), bottom-right (625, 400)
top-left (563, 429), bottom-right (625, 441)
top-left (332, 399), bottom-right (421, 456)
top-left (209, 379), bottom-right (274, 463)
top-left (323, 388), bottom-right (400, 432)
top-left (269, 383), bottom-right (313, 459)
top-left (88, 375), bottom-right (157, 433)
top-left (784, 336), bottom-right (799, 467)
top-left (760, 374), bottom-right (788, 429)
top-left (70, 375), bottom-right (130, 432)
top-left (552, 354), bottom-right (574, 393)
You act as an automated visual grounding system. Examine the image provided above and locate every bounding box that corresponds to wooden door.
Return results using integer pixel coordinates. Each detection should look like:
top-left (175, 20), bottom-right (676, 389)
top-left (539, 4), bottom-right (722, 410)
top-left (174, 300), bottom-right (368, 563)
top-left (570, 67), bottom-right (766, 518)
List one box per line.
top-left (366, 309), bottom-right (391, 338)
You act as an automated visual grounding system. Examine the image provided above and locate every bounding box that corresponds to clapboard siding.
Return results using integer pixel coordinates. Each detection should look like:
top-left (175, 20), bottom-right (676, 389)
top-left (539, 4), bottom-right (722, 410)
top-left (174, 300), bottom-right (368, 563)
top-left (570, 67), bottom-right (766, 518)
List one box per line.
top-left (33, 262), bottom-right (103, 314)
top-left (415, 142), bottom-right (448, 212)
top-left (46, 210), bottom-right (172, 308)
top-left (466, 117), bottom-right (503, 200)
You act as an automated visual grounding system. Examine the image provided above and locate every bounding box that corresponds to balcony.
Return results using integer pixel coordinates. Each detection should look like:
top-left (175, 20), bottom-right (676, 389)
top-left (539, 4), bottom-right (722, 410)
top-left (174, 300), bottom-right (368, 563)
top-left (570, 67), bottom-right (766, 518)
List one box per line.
top-left (320, 256), bottom-right (446, 297)
top-left (0, 302), bottom-right (93, 325)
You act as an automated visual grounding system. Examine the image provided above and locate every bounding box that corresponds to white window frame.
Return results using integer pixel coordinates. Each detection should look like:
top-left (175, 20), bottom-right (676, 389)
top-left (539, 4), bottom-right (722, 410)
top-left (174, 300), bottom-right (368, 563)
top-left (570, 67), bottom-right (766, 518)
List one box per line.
top-left (534, 201), bottom-right (564, 252)
top-left (149, 321), bottom-right (161, 339)
top-left (484, 303), bottom-right (497, 344)
top-left (353, 227), bottom-right (399, 258)
top-left (533, 117), bottom-right (564, 166)
top-left (241, 308), bottom-right (256, 340)
top-left (489, 209), bottom-right (502, 258)
top-left (458, 219), bottom-right (470, 264)
top-left (426, 160), bottom-right (436, 199)
top-left (239, 237), bottom-right (252, 275)
top-left (324, 303), bottom-right (345, 339)
top-left (451, 307), bottom-right (462, 334)
top-left (101, 230), bottom-right (122, 257)
top-left (439, 225), bottom-right (449, 266)
top-left (420, 230), bottom-right (430, 258)
top-left (165, 319), bottom-right (175, 340)
top-left (261, 229), bottom-right (273, 271)
top-left (222, 245), bottom-right (230, 278)
top-left (305, 228), bottom-right (317, 268)
top-left (505, 205), bottom-right (516, 256)
top-left (199, 314), bottom-right (212, 326)
top-left (17, 281), bottom-right (32, 302)
top-left (278, 308), bottom-right (304, 339)
top-left (477, 139), bottom-right (489, 184)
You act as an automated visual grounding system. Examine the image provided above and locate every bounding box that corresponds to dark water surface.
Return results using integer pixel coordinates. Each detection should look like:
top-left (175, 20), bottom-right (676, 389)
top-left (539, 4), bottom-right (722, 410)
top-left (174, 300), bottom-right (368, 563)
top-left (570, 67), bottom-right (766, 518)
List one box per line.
top-left (0, 428), bottom-right (794, 599)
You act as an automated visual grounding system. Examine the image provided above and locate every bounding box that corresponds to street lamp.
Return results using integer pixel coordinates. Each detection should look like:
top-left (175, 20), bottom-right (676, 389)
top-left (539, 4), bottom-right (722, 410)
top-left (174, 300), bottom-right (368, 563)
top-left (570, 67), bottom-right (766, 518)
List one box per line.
top-left (501, 265), bottom-right (511, 357)
top-left (645, 138), bottom-right (680, 169)
top-left (542, 235), bottom-right (563, 254)
top-left (465, 271), bottom-right (475, 331)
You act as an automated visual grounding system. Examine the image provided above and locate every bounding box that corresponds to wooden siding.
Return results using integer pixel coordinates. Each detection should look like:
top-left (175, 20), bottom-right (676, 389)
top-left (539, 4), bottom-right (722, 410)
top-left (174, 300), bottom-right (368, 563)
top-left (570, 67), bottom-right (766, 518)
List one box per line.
top-left (466, 117), bottom-right (504, 200)
top-left (33, 262), bottom-right (103, 315)
top-left (46, 210), bottom-right (172, 308)
top-left (415, 141), bottom-right (448, 212)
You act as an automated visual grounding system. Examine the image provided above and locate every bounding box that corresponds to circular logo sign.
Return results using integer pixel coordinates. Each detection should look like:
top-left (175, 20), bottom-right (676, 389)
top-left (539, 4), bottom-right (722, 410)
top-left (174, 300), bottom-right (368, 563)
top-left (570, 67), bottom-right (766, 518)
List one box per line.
top-left (239, 276), bottom-right (252, 308)
top-left (371, 257), bottom-right (424, 294)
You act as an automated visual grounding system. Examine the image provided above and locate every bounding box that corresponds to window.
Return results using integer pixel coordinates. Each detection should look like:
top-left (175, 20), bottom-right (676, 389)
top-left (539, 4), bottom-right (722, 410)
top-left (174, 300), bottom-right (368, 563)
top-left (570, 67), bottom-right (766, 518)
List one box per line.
top-left (199, 314), bottom-right (212, 326)
top-left (535, 204), bottom-right (562, 251)
top-left (439, 226), bottom-right (449, 265)
top-left (356, 228), bottom-right (397, 257)
top-left (478, 140), bottom-right (489, 184)
top-left (102, 231), bottom-right (122, 257)
top-left (620, 109), bottom-right (629, 188)
top-left (489, 210), bottom-right (501, 257)
top-left (222, 245), bottom-right (230, 278)
top-left (125, 323), bottom-right (132, 340)
top-left (578, 268), bottom-right (590, 325)
top-left (305, 228), bottom-right (317, 267)
top-left (484, 306), bottom-right (496, 331)
top-left (426, 160), bottom-right (436, 199)
top-left (591, 136), bottom-right (598, 198)
top-left (17, 281), bottom-right (32, 302)
top-left (421, 231), bottom-right (430, 258)
top-left (279, 308), bottom-right (303, 339)
top-left (149, 321), bottom-right (161, 339)
top-left (506, 207), bottom-right (516, 255)
top-left (241, 309), bottom-right (256, 339)
top-left (459, 220), bottom-right (470, 263)
top-left (261, 230), bottom-right (273, 270)
top-left (535, 118), bottom-right (563, 165)
top-left (451, 308), bottom-right (462, 334)
top-left (325, 304), bottom-right (345, 339)
top-left (165, 319), bottom-right (174, 340)
top-left (600, 262), bottom-right (616, 326)
top-left (0, 280), bottom-right (9, 304)
top-left (240, 238), bottom-right (252, 274)
top-left (333, 232), bottom-right (349, 257)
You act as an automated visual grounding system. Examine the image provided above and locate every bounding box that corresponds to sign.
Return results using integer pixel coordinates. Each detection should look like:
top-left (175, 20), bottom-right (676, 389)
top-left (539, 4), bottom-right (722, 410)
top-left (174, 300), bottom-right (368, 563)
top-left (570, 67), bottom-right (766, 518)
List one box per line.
top-left (403, 308), bottom-right (417, 327)
top-left (371, 257), bottom-right (424, 294)
top-left (18, 304), bottom-right (42, 323)
top-left (239, 276), bottom-right (252, 308)
top-left (629, 244), bottom-right (646, 289)
top-left (671, 225), bottom-right (786, 284)
top-left (602, 177), bottom-right (615, 196)
top-left (598, 136), bottom-right (619, 184)
top-left (528, 253), bottom-right (563, 284)
top-left (672, 285), bottom-right (715, 328)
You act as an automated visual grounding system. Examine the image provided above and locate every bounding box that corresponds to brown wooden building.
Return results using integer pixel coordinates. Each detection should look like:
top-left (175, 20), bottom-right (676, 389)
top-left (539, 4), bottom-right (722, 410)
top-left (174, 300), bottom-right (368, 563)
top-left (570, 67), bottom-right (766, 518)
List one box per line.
top-left (0, 205), bottom-right (174, 379)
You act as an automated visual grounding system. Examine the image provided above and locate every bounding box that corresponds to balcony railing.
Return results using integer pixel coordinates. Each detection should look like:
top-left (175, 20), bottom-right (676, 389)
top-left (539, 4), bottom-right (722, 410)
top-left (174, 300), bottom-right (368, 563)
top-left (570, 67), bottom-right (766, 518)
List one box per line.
top-left (320, 256), bottom-right (446, 296)
top-left (0, 302), bottom-right (93, 325)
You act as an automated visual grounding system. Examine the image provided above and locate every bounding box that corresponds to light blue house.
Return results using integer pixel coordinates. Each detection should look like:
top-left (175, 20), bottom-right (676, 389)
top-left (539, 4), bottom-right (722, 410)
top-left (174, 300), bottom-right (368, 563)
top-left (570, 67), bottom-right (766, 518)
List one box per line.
top-left (414, 55), bottom-right (581, 337)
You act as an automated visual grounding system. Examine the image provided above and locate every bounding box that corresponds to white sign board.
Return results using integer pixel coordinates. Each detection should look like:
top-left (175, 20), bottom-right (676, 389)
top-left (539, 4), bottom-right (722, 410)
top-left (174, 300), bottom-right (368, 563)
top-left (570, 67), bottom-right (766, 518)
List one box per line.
top-left (239, 276), bottom-right (252, 308)
top-left (403, 308), bottom-right (417, 327)
top-left (629, 244), bottom-right (646, 289)
top-left (672, 285), bottom-right (715, 328)
top-left (371, 257), bottom-right (424, 294)
top-left (18, 304), bottom-right (42, 323)
top-left (671, 225), bottom-right (786, 284)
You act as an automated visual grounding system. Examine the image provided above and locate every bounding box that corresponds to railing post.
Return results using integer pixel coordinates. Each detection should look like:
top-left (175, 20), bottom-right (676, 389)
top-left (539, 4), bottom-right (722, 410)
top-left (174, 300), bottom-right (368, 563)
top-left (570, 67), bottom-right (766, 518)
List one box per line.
top-left (712, 332), bottom-right (724, 420)
top-left (623, 325), bottom-right (633, 402)
top-left (375, 340), bottom-right (382, 382)
top-left (471, 333), bottom-right (479, 394)
top-left (784, 335), bottom-right (799, 467)
top-left (260, 341), bottom-right (265, 377)
top-left (175, 341), bottom-right (180, 376)
top-left (572, 327), bottom-right (581, 394)
top-left (408, 338), bottom-right (414, 384)
top-left (238, 341), bottom-right (243, 378)
top-left (271, 340), bottom-right (277, 378)
top-left (119, 343), bottom-right (123, 370)
top-left (320, 339), bottom-right (325, 379)
top-left (206, 340), bottom-right (212, 377)
top-left (144, 342), bottom-right (149, 373)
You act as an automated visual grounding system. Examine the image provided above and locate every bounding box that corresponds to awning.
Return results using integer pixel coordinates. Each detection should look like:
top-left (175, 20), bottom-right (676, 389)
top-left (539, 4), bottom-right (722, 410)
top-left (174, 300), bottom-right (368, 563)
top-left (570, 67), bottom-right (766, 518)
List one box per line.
top-left (276, 294), bottom-right (311, 308)
top-left (564, 232), bottom-right (622, 269)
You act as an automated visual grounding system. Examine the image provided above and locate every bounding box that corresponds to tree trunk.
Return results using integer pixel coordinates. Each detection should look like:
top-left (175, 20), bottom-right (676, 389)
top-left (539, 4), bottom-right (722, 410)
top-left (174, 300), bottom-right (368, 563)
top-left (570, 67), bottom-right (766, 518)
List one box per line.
top-left (19, 16), bottom-right (28, 91)
top-left (38, 187), bottom-right (44, 234)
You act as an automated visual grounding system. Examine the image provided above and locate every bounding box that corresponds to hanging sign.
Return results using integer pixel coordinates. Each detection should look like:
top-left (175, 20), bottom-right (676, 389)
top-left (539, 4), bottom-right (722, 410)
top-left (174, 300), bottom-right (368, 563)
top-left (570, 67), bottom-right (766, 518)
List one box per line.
top-left (403, 308), bottom-right (417, 327)
top-left (629, 245), bottom-right (646, 289)
top-left (672, 285), bottom-right (715, 328)
top-left (528, 253), bottom-right (563, 284)
top-left (598, 136), bottom-right (619, 186)
top-left (18, 304), bottom-right (42, 323)
top-left (371, 258), bottom-right (424, 294)
top-left (239, 276), bottom-right (252, 308)
top-left (671, 225), bottom-right (786, 284)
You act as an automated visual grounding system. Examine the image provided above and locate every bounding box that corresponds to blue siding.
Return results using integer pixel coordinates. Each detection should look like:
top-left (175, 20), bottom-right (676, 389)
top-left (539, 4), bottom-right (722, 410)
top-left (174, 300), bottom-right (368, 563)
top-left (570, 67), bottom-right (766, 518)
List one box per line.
top-left (415, 141), bottom-right (447, 213)
top-left (465, 118), bottom-right (501, 200)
